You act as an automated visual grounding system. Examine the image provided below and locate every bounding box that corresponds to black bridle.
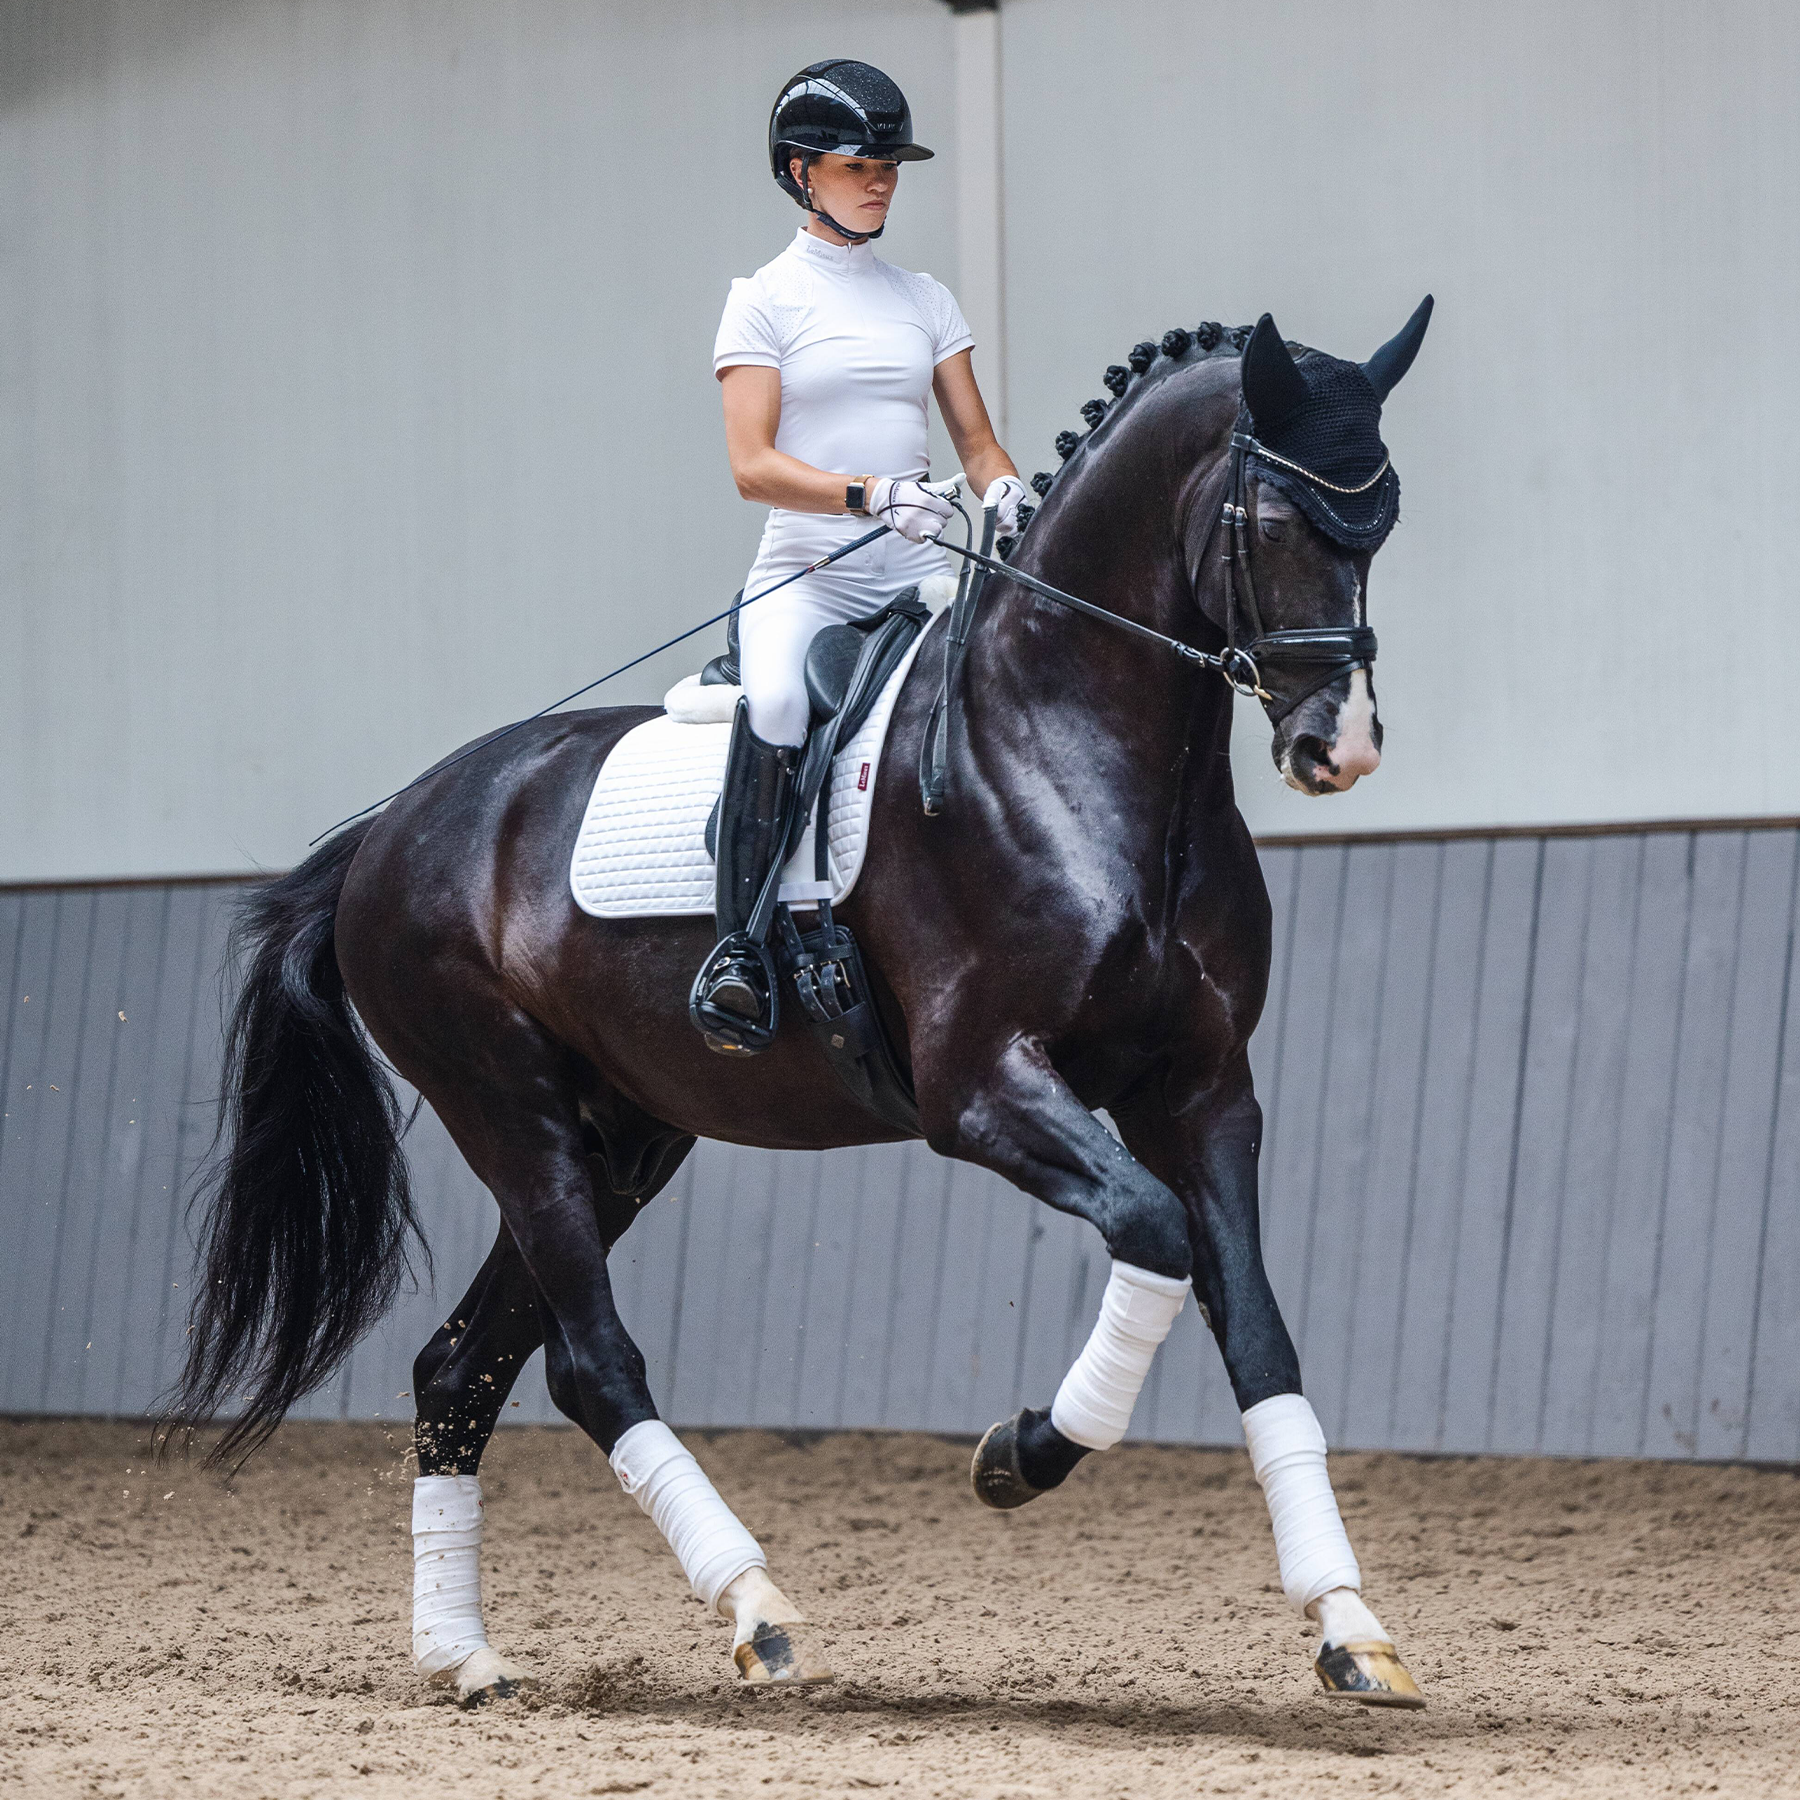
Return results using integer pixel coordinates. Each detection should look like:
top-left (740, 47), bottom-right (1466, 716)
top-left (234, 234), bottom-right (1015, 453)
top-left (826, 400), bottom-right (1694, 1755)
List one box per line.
top-left (934, 408), bottom-right (1379, 732)
top-left (1210, 409), bottom-right (1380, 727)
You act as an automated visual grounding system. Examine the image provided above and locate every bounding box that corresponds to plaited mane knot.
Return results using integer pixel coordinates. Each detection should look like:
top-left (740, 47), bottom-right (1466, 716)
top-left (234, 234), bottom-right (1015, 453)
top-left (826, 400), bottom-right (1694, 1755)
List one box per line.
top-left (1000, 315), bottom-right (1260, 561)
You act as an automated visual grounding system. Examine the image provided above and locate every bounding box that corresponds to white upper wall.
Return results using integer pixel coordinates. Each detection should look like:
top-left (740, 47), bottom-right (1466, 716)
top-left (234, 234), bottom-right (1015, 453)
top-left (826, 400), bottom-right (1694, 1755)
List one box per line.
top-left (2, 0), bottom-right (1796, 878)
top-left (1001, 0), bottom-right (1800, 838)
top-left (0, 0), bottom-right (959, 880)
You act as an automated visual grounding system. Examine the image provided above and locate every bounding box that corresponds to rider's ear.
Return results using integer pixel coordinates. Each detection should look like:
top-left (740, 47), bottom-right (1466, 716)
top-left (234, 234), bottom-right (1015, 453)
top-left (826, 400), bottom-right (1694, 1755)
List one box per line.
top-left (1240, 314), bottom-right (1308, 434)
top-left (1361, 295), bottom-right (1434, 402)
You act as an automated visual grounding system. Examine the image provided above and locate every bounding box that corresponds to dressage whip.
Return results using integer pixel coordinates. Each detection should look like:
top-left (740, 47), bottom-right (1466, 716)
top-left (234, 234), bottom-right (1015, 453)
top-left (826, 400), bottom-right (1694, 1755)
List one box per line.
top-left (308, 520), bottom-right (901, 845)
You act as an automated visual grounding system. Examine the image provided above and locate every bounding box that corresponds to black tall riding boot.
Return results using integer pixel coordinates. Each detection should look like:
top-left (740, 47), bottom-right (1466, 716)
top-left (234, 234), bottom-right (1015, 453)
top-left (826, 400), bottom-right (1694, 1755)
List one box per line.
top-left (690, 700), bottom-right (802, 1054)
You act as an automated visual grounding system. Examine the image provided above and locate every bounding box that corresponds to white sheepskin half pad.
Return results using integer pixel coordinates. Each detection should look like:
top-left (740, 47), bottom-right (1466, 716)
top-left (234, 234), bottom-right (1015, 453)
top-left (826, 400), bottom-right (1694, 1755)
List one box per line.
top-left (569, 627), bottom-right (933, 920)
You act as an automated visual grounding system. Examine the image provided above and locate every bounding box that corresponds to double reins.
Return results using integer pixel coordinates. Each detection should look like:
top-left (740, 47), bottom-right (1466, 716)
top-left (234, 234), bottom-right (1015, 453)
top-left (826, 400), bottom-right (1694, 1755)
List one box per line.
top-left (932, 409), bottom-right (1378, 726)
top-left (311, 412), bottom-right (1379, 845)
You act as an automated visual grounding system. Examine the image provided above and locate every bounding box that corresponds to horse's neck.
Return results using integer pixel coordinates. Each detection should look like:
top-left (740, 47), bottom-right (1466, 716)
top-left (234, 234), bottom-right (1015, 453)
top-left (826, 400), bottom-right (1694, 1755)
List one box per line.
top-left (959, 468), bottom-right (1237, 858)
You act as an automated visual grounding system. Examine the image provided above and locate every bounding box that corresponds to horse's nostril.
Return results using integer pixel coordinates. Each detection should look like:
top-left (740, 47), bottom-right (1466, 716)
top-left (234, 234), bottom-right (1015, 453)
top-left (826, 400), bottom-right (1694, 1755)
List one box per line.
top-left (1292, 735), bottom-right (1331, 772)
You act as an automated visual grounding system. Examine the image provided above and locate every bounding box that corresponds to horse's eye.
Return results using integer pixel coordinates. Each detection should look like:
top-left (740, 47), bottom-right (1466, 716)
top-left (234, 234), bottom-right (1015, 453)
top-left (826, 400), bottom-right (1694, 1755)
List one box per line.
top-left (1259, 517), bottom-right (1287, 542)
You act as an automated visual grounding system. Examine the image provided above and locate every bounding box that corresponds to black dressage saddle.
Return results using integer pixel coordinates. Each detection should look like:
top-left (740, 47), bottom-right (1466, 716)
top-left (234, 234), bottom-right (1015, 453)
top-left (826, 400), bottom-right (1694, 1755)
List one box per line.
top-left (701, 591), bottom-right (924, 733)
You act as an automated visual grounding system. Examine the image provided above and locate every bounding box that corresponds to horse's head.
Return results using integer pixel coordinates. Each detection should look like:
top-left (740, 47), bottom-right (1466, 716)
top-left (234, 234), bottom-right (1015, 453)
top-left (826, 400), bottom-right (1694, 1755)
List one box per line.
top-left (1216, 299), bottom-right (1433, 796)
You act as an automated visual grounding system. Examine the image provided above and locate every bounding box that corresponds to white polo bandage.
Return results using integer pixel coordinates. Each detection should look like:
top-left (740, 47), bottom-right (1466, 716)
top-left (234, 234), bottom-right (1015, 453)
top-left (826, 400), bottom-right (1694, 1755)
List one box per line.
top-left (610, 1420), bottom-right (766, 1613)
top-left (1050, 1261), bottom-right (1192, 1450)
top-left (411, 1474), bottom-right (490, 1675)
top-left (1242, 1393), bottom-right (1362, 1611)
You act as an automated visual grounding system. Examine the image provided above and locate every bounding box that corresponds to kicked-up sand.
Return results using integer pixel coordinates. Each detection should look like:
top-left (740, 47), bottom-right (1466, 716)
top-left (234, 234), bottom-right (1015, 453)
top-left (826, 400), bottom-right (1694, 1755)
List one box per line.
top-left (2, 1418), bottom-right (1797, 1798)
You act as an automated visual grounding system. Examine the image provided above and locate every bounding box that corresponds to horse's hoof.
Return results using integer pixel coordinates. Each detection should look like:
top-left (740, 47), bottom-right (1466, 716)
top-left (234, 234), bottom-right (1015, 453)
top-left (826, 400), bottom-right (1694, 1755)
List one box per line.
top-left (971, 1413), bottom-right (1044, 1511)
top-left (1314, 1639), bottom-right (1426, 1709)
top-left (451, 1647), bottom-right (539, 1708)
top-left (733, 1622), bottom-right (834, 1687)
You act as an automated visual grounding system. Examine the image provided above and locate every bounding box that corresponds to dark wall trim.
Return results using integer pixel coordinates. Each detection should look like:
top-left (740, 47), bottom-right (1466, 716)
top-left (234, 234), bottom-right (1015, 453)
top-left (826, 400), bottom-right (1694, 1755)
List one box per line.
top-left (1253, 815), bottom-right (1800, 850)
top-left (7, 815), bottom-right (1800, 893)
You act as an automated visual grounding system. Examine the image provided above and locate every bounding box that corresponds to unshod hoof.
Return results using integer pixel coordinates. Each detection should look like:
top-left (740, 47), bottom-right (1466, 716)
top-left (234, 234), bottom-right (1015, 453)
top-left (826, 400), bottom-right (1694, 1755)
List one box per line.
top-left (448, 1646), bottom-right (539, 1708)
top-left (734, 1621), bottom-right (834, 1687)
top-left (1314, 1639), bottom-right (1425, 1709)
top-left (971, 1413), bottom-right (1045, 1511)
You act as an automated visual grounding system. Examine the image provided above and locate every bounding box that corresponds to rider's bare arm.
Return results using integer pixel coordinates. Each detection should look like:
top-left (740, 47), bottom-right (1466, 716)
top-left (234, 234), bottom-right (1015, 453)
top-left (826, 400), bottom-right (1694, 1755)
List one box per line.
top-left (931, 350), bottom-right (1017, 499)
top-left (720, 365), bottom-right (871, 513)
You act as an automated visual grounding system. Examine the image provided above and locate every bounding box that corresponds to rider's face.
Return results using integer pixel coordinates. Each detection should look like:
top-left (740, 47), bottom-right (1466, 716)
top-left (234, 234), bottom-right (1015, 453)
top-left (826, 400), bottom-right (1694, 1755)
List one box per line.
top-left (794, 153), bottom-right (900, 238)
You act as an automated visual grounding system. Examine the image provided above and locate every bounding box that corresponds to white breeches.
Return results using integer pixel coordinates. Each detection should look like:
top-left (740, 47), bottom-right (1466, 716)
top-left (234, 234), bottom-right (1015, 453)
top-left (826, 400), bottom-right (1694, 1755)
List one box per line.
top-left (739, 512), bottom-right (949, 746)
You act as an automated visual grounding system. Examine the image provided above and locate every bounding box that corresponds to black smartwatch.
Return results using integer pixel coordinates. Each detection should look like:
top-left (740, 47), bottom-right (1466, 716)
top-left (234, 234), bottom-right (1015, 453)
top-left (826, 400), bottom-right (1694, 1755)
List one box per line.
top-left (845, 480), bottom-right (868, 515)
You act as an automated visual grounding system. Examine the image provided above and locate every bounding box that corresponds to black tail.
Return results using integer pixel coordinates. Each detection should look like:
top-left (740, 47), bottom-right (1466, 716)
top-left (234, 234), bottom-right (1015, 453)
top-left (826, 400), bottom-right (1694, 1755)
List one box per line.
top-left (164, 823), bottom-right (425, 1466)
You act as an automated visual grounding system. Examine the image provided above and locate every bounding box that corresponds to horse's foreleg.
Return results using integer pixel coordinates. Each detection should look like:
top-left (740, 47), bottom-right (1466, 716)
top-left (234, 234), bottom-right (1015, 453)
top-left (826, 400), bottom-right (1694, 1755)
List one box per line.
top-left (409, 1227), bottom-right (546, 1705)
top-left (921, 1036), bottom-right (1194, 1507)
top-left (1113, 1058), bottom-right (1424, 1708)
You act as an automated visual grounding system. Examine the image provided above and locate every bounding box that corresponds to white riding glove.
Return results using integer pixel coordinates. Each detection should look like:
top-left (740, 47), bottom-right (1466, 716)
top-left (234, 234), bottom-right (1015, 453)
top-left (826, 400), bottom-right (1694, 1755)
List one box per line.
top-left (981, 475), bottom-right (1029, 537)
top-left (868, 476), bottom-right (956, 544)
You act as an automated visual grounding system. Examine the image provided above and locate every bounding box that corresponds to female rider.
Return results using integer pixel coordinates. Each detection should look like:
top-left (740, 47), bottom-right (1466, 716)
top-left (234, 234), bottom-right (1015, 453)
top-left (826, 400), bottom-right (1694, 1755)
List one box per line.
top-left (694, 59), bottom-right (1025, 1048)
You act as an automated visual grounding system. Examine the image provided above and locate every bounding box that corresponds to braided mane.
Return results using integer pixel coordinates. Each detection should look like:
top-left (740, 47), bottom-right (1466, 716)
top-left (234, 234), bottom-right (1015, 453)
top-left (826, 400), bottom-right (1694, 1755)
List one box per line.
top-left (1000, 320), bottom-right (1261, 558)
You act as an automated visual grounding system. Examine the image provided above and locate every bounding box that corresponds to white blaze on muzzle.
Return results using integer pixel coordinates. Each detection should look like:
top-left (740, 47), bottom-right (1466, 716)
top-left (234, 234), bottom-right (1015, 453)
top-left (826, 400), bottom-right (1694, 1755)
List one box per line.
top-left (1330, 668), bottom-right (1381, 781)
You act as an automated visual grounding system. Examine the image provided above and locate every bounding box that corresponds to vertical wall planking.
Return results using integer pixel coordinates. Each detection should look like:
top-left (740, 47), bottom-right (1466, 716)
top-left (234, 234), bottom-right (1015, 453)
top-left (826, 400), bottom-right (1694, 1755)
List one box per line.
top-left (1588, 834), bottom-right (1694, 1455)
top-left (5, 825), bottom-right (1800, 1462)
top-left (1486, 835), bottom-right (1594, 1454)
top-left (1386, 838), bottom-right (1488, 1450)
top-left (1642, 833), bottom-right (1747, 1455)
top-left (1536, 834), bottom-right (1642, 1454)
top-left (1341, 839), bottom-right (1441, 1448)
top-left (1693, 830), bottom-right (1797, 1460)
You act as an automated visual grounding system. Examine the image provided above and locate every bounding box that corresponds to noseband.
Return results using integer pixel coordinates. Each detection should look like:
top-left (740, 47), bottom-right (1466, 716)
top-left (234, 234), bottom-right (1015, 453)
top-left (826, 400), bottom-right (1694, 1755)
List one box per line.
top-left (1209, 409), bottom-right (1379, 728)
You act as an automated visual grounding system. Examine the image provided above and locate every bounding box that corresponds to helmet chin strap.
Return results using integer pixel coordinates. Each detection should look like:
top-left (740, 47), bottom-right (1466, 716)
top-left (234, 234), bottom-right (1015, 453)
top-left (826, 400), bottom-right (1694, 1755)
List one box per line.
top-left (802, 170), bottom-right (883, 243)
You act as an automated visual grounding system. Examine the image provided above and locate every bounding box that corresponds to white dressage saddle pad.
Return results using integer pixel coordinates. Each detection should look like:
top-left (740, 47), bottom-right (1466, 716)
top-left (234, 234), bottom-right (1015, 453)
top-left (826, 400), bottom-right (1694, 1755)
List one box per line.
top-left (569, 627), bottom-right (934, 920)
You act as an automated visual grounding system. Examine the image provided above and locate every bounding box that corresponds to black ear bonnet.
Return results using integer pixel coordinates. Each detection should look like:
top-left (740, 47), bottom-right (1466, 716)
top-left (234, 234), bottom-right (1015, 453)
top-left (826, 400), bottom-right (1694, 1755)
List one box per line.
top-left (1238, 298), bottom-right (1433, 553)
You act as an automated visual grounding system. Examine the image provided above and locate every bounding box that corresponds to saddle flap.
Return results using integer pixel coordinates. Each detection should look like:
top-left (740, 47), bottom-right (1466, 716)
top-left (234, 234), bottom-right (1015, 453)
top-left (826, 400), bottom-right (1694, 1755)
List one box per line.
top-left (804, 627), bottom-right (866, 724)
top-left (803, 590), bottom-right (932, 733)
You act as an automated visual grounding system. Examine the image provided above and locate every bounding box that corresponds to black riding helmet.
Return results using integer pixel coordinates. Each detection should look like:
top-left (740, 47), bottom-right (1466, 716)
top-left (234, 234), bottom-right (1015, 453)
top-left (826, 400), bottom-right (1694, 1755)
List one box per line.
top-left (769, 60), bottom-right (933, 242)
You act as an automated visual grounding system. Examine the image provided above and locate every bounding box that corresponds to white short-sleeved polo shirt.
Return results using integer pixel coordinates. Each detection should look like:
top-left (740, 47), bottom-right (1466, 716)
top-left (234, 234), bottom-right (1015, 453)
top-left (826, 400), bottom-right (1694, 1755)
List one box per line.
top-left (713, 227), bottom-right (973, 498)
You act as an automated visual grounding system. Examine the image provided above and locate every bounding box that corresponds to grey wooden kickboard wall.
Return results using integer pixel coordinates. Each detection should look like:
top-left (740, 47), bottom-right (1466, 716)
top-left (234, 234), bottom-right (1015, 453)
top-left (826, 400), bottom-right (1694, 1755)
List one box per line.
top-left (3, 823), bottom-right (1798, 1463)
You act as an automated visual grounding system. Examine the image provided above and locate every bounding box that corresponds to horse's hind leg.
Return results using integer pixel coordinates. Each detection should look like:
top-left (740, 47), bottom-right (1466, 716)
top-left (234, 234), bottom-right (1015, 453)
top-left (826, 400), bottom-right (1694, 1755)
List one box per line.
top-left (418, 1030), bottom-right (831, 1689)
top-left (408, 1121), bottom-right (695, 1705)
top-left (1112, 1055), bottom-right (1424, 1709)
top-left (409, 1227), bottom-right (546, 1704)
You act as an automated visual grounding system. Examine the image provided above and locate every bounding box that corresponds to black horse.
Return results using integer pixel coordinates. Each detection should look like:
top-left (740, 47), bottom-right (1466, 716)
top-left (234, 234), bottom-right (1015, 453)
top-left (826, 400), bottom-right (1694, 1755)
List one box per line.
top-left (171, 303), bottom-right (1433, 1706)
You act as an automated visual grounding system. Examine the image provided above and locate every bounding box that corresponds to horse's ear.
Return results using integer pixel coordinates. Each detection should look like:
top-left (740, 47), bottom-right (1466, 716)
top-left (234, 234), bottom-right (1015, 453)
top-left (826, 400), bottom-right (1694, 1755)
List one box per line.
top-left (1240, 314), bottom-right (1308, 433)
top-left (1362, 295), bottom-right (1434, 402)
